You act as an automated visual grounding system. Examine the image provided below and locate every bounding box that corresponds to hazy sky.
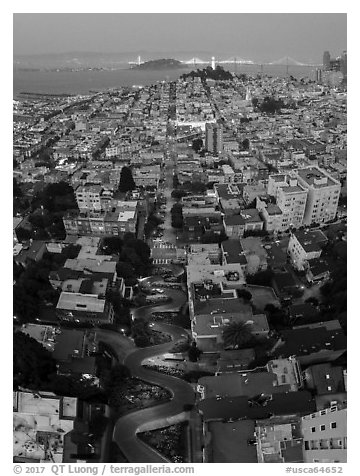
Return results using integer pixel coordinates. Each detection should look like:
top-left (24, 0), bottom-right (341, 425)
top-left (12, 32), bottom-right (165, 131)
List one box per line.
top-left (13, 13), bottom-right (346, 62)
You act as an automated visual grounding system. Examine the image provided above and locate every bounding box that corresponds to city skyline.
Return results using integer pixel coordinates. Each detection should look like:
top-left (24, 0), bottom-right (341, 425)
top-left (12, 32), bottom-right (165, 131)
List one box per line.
top-left (13, 13), bottom-right (346, 63)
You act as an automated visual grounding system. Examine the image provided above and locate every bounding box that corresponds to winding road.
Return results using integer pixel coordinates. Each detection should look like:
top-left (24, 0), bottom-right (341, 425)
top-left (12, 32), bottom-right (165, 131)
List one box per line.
top-left (99, 277), bottom-right (195, 463)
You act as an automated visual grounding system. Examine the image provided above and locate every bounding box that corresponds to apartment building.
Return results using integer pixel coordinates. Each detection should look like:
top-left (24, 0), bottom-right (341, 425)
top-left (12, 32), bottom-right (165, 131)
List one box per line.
top-left (288, 230), bottom-right (328, 271)
top-left (132, 165), bottom-right (161, 188)
top-left (296, 167), bottom-right (341, 225)
top-left (256, 196), bottom-right (285, 233)
top-left (63, 206), bottom-right (138, 238)
top-left (13, 390), bottom-right (78, 463)
top-left (276, 177), bottom-right (307, 229)
top-left (301, 407), bottom-right (347, 463)
top-left (267, 174), bottom-right (288, 197)
top-left (75, 184), bottom-right (103, 211)
top-left (56, 291), bottom-right (115, 325)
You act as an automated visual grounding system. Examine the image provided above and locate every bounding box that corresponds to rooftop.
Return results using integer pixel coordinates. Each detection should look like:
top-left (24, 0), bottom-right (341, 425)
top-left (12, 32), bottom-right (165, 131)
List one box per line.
top-left (297, 166), bottom-right (339, 188)
top-left (221, 239), bottom-right (246, 264)
top-left (198, 390), bottom-right (315, 422)
top-left (280, 185), bottom-right (307, 194)
top-left (13, 391), bottom-right (77, 463)
top-left (64, 258), bottom-right (116, 275)
top-left (293, 230), bottom-right (327, 252)
top-left (199, 372), bottom-right (291, 399)
top-left (56, 292), bottom-right (106, 313)
top-left (273, 320), bottom-right (346, 358)
top-left (255, 417), bottom-right (303, 463)
top-left (187, 263), bottom-right (246, 287)
top-left (305, 363), bottom-right (345, 395)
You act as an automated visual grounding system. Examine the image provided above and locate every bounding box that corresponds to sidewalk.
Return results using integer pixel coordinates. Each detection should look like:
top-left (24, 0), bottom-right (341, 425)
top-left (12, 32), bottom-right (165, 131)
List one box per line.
top-left (188, 409), bottom-right (203, 463)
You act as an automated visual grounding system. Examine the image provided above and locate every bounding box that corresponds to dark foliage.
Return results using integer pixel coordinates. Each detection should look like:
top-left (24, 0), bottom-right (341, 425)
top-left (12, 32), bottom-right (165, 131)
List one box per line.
top-left (258, 96), bottom-right (285, 114)
top-left (182, 370), bottom-right (215, 382)
top-left (131, 318), bottom-right (152, 347)
top-left (192, 138), bottom-right (203, 152)
top-left (246, 269), bottom-right (274, 287)
top-left (242, 138), bottom-right (250, 150)
top-left (171, 203), bottom-right (184, 229)
top-left (13, 331), bottom-right (57, 390)
top-left (119, 166), bottom-right (136, 193)
top-left (31, 181), bottom-right (77, 213)
top-left (100, 237), bottom-right (123, 255)
top-left (222, 322), bottom-right (253, 349)
top-left (187, 342), bottom-right (202, 362)
top-left (237, 289), bottom-right (253, 301)
top-left (181, 66), bottom-right (233, 82)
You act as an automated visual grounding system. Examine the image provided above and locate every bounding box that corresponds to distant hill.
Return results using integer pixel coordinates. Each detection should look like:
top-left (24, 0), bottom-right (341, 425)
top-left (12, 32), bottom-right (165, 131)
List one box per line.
top-left (131, 58), bottom-right (186, 71)
top-left (181, 65), bottom-right (233, 81)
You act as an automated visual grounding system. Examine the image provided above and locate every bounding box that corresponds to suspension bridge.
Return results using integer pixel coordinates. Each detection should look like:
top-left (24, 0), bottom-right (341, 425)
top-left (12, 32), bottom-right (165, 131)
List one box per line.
top-left (128, 55), bottom-right (321, 68)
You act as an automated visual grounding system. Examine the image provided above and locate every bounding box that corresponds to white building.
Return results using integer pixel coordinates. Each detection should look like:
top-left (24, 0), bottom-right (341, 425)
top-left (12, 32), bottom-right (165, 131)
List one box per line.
top-left (296, 167), bottom-right (341, 225)
top-left (276, 177), bottom-right (308, 229)
top-left (288, 230), bottom-right (327, 271)
top-left (301, 406), bottom-right (347, 463)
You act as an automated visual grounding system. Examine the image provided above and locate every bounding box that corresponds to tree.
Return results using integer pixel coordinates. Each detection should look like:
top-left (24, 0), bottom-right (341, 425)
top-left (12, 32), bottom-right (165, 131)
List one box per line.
top-left (13, 331), bottom-right (57, 389)
top-left (264, 304), bottom-right (287, 329)
top-left (106, 289), bottom-right (132, 326)
top-left (48, 374), bottom-right (106, 401)
top-left (187, 342), bottom-right (202, 362)
top-left (119, 166), bottom-right (135, 193)
top-left (131, 318), bottom-right (152, 347)
top-left (171, 189), bottom-right (188, 200)
top-left (173, 174), bottom-right (179, 188)
top-left (103, 364), bottom-right (131, 393)
top-left (237, 289), bottom-right (252, 302)
top-left (116, 261), bottom-right (136, 281)
top-left (182, 370), bottom-right (214, 382)
top-left (222, 321), bottom-right (253, 349)
top-left (242, 138), bottom-right (250, 150)
top-left (171, 203), bottom-right (183, 229)
top-left (258, 96), bottom-right (285, 114)
top-left (192, 138), bottom-right (203, 153)
top-left (246, 269), bottom-right (274, 287)
top-left (101, 237), bottom-right (123, 255)
top-left (31, 182), bottom-right (77, 213)
top-left (13, 178), bottom-right (22, 198)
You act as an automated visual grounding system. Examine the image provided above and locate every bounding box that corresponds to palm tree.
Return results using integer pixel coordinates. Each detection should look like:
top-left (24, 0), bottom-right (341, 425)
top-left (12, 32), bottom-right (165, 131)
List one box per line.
top-left (222, 321), bottom-right (253, 349)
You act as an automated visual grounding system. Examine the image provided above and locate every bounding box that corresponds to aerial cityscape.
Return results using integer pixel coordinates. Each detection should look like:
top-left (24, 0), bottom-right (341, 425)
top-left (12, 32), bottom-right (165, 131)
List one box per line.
top-left (13, 13), bottom-right (347, 467)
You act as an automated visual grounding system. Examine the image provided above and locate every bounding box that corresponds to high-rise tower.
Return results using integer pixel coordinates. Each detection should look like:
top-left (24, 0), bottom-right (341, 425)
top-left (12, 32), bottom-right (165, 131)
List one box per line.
top-left (340, 51), bottom-right (347, 78)
top-left (323, 51), bottom-right (331, 70)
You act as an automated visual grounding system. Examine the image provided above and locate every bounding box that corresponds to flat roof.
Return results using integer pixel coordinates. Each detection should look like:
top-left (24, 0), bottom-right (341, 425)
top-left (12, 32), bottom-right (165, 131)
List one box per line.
top-left (199, 372), bottom-right (290, 399)
top-left (297, 167), bottom-right (339, 188)
top-left (64, 258), bottom-right (116, 274)
top-left (280, 185), bottom-right (307, 194)
top-left (56, 292), bottom-right (106, 313)
top-left (306, 363), bottom-right (345, 395)
top-left (221, 240), bottom-right (245, 264)
top-left (274, 321), bottom-right (346, 357)
top-left (187, 263), bottom-right (246, 286)
top-left (293, 230), bottom-right (327, 252)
